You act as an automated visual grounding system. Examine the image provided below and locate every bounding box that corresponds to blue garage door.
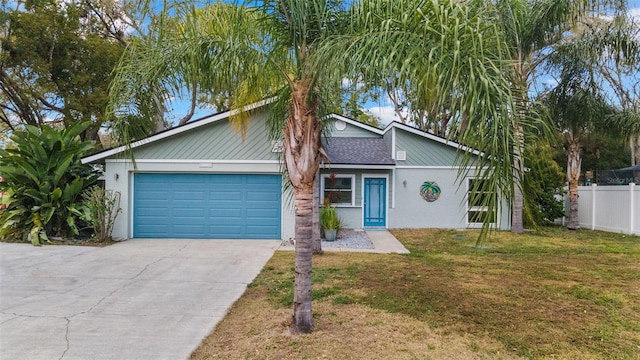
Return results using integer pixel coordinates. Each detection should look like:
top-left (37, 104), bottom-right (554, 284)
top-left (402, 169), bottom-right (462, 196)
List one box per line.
top-left (133, 173), bottom-right (281, 239)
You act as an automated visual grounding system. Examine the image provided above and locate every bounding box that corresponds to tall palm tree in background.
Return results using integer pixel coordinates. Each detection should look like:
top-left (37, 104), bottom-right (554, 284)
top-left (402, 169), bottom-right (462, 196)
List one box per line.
top-left (492, 0), bottom-right (626, 233)
top-left (546, 73), bottom-right (612, 230)
top-left (577, 12), bottom-right (640, 166)
top-left (543, 7), bottom-right (639, 228)
top-left (321, 0), bottom-right (517, 237)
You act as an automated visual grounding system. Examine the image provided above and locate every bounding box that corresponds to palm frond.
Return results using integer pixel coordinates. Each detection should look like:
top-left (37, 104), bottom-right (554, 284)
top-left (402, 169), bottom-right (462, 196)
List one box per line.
top-left (317, 0), bottom-right (517, 240)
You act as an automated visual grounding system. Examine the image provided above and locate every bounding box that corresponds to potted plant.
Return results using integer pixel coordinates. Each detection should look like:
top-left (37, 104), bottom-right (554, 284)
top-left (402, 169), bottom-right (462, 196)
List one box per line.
top-left (320, 205), bottom-right (342, 241)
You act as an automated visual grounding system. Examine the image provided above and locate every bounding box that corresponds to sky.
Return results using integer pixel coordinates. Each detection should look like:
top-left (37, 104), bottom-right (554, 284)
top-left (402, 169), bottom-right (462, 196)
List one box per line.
top-left (166, 0), bottom-right (640, 127)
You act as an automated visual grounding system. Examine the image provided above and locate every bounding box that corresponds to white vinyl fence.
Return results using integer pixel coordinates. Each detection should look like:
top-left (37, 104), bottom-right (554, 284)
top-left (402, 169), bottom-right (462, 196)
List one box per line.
top-left (563, 183), bottom-right (639, 235)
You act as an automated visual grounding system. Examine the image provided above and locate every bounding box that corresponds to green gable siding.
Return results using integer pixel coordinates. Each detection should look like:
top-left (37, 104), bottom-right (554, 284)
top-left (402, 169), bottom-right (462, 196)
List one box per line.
top-left (325, 119), bottom-right (380, 138)
top-left (394, 130), bottom-right (459, 166)
top-left (383, 130), bottom-right (393, 155)
top-left (133, 112), bottom-right (279, 161)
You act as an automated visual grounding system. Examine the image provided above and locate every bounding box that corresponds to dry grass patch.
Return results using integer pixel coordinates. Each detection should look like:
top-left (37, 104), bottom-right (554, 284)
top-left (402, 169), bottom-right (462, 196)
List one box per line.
top-left (193, 254), bottom-right (516, 360)
top-left (192, 227), bottom-right (640, 359)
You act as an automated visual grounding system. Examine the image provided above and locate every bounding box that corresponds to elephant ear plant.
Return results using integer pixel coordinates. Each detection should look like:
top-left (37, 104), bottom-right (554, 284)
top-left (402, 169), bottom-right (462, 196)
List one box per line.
top-left (0, 122), bottom-right (98, 245)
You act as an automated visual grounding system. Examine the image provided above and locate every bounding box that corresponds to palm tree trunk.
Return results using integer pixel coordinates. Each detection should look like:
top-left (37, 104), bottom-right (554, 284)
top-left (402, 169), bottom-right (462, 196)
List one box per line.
top-left (292, 184), bottom-right (314, 333)
top-left (512, 133), bottom-right (524, 233)
top-left (631, 134), bottom-right (640, 166)
top-left (284, 80), bottom-right (322, 334)
top-left (511, 122), bottom-right (525, 234)
top-left (566, 139), bottom-right (581, 230)
top-left (510, 62), bottom-right (531, 234)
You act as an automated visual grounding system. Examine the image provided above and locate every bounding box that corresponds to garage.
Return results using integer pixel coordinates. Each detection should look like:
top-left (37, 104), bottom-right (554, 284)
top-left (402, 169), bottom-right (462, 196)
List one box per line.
top-left (133, 173), bottom-right (281, 239)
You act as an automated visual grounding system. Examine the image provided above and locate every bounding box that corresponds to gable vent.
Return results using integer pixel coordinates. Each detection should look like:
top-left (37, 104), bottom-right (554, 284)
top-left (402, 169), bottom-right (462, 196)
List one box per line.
top-left (335, 120), bottom-right (347, 131)
top-left (271, 140), bottom-right (284, 153)
top-left (396, 151), bottom-right (407, 161)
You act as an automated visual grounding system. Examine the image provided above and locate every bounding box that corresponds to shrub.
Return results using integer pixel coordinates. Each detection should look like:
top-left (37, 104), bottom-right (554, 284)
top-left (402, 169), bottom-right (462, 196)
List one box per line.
top-left (320, 205), bottom-right (343, 231)
top-left (0, 122), bottom-right (98, 245)
top-left (524, 140), bottom-right (566, 226)
top-left (82, 186), bottom-right (121, 242)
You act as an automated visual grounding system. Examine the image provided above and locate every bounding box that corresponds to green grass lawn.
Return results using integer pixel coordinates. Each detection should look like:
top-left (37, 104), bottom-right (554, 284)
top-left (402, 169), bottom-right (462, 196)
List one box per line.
top-left (192, 227), bottom-right (640, 360)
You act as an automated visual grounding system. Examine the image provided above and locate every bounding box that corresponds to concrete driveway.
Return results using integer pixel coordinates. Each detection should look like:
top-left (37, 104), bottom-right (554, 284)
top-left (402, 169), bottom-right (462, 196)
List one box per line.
top-left (0, 239), bottom-right (280, 360)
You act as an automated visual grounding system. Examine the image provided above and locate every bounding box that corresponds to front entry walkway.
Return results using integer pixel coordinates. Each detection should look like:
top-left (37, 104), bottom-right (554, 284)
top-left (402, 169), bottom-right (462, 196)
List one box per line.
top-left (363, 230), bottom-right (410, 254)
top-left (277, 230), bottom-right (410, 254)
top-left (0, 239), bottom-right (279, 360)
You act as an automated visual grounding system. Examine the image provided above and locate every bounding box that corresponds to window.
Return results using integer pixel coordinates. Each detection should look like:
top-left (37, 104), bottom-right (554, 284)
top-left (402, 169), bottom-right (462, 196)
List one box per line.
top-left (467, 179), bottom-right (497, 225)
top-left (321, 174), bottom-right (355, 206)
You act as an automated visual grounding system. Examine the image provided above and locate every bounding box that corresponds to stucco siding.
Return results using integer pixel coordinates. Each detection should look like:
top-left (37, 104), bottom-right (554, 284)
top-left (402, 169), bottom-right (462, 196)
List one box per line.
top-left (104, 161), bottom-right (132, 240)
top-left (133, 112), bottom-right (279, 161)
top-left (394, 130), bottom-right (458, 166)
top-left (389, 168), bottom-right (509, 230)
top-left (335, 208), bottom-right (362, 229)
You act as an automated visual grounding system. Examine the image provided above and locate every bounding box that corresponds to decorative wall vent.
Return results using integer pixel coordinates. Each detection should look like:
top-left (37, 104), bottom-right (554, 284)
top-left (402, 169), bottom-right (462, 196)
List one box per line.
top-left (334, 120), bottom-right (347, 131)
top-left (396, 151), bottom-right (407, 161)
top-left (271, 140), bottom-right (284, 153)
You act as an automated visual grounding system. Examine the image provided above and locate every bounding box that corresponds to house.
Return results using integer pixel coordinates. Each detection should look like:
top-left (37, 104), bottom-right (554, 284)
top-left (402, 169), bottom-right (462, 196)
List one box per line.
top-left (82, 103), bottom-right (510, 240)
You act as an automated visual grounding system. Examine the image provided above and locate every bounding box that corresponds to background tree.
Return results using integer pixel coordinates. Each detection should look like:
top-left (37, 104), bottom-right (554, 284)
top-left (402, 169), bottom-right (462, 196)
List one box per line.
top-left (0, 0), bottom-right (127, 143)
top-left (490, 0), bottom-right (626, 233)
top-left (552, 131), bottom-right (631, 178)
top-left (537, 6), bottom-right (639, 227)
top-left (376, 74), bottom-right (458, 137)
top-left (580, 12), bottom-right (640, 166)
top-left (321, 0), bottom-right (518, 240)
top-left (522, 136), bottom-right (566, 226)
top-left (545, 60), bottom-right (614, 229)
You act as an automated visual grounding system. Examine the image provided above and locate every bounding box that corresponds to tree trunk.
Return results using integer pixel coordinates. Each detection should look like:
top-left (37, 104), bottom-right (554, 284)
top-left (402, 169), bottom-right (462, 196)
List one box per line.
top-left (566, 139), bottom-right (581, 230)
top-left (283, 79), bottom-right (322, 334)
top-left (631, 134), bottom-right (640, 166)
top-left (511, 124), bottom-right (525, 234)
top-left (153, 94), bottom-right (168, 133)
top-left (292, 185), bottom-right (314, 334)
top-left (510, 63), bottom-right (530, 235)
top-left (312, 170), bottom-right (323, 254)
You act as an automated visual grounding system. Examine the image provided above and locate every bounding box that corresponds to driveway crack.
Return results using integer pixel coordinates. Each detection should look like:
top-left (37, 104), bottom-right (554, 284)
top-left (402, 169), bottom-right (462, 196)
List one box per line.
top-left (131, 242), bottom-right (189, 280)
top-left (59, 317), bottom-right (70, 360)
top-left (6, 242), bottom-right (192, 360)
top-left (1, 312), bottom-right (62, 319)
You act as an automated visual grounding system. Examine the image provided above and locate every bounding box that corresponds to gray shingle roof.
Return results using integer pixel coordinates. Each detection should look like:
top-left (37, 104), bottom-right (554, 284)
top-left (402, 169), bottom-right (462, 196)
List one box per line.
top-left (323, 137), bottom-right (395, 165)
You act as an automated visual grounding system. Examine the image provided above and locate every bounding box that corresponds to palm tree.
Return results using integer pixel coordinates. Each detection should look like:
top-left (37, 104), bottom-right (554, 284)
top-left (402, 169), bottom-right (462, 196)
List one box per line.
top-left (320, 0), bottom-right (517, 238)
top-left (543, 8), bottom-right (639, 229)
top-left (583, 13), bottom-right (640, 166)
top-left (545, 71), bottom-right (612, 229)
top-left (491, 0), bottom-right (626, 233)
top-left (109, 0), bottom-right (350, 334)
top-left (108, 0), bottom-right (532, 334)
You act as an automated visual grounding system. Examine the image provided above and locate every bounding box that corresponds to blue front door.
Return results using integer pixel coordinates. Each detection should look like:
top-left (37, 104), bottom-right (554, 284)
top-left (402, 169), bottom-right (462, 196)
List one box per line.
top-left (364, 177), bottom-right (386, 227)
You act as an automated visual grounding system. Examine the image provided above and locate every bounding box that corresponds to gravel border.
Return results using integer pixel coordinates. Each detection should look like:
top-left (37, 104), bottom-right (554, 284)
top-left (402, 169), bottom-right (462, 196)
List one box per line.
top-left (280, 229), bottom-right (375, 249)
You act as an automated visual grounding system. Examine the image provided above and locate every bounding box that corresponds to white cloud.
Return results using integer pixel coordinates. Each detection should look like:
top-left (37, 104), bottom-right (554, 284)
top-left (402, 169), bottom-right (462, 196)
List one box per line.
top-left (364, 106), bottom-right (408, 125)
top-left (542, 78), bottom-right (558, 90)
top-left (341, 77), bottom-right (366, 89)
